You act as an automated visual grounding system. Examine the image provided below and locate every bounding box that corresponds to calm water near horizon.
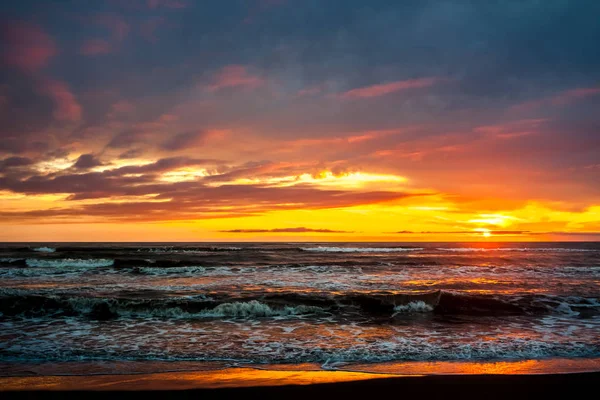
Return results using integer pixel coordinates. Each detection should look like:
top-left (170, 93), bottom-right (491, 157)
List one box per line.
top-left (1, 242), bottom-right (599, 376)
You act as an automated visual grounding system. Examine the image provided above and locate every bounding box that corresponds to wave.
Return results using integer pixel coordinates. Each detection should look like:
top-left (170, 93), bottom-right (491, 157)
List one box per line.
top-left (133, 264), bottom-right (360, 276)
top-left (392, 301), bottom-right (434, 314)
top-left (2, 290), bottom-right (597, 320)
top-left (438, 247), bottom-right (597, 253)
top-left (0, 258), bottom-right (25, 266)
top-left (302, 247), bottom-right (423, 253)
top-left (32, 247), bottom-right (56, 253)
top-left (0, 294), bottom-right (326, 320)
top-left (136, 247), bottom-right (244, 254)
top-left (25, 258), bottom-right (115, 268)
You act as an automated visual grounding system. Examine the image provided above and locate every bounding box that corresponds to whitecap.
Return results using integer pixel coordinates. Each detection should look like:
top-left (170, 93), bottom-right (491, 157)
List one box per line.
top-left (25, 258), bottom-right (114, 268)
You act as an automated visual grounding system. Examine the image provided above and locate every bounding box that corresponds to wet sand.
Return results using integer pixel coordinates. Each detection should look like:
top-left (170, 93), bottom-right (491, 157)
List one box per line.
top-left (1, 368), bottom-right (599, 399)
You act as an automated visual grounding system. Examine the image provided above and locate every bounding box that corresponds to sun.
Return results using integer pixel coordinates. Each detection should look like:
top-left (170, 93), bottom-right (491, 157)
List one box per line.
top-left (474, 228), bottom-right (492, 238)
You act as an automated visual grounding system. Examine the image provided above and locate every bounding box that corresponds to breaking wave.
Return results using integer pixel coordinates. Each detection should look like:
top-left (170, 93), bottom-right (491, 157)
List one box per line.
top-left (25, 258), bottom-right (115, 268)
top-left (2, 290), bottom-right (597, 320)
top-left (32, 247), bottom-right (56, 253)
top-left (393, 301), bottom-right (435, 314)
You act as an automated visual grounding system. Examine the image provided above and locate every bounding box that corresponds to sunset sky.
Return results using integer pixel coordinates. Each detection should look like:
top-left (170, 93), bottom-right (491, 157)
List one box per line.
top-left (1, 0), bottom-right (599, 242)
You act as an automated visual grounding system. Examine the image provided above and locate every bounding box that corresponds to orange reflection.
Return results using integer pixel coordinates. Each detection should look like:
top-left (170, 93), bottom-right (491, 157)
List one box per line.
top-left (0, 368), bottom-right (398, 391)
top-left (1, 359), bottom-right (599, 391)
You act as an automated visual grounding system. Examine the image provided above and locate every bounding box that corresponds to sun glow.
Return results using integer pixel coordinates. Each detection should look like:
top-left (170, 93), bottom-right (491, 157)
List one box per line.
top-left (224, 171), bottom-right (407, 189)
top-left (159, 168), bottom-right (211, 182)
top-left (468, 214), bottom-right (519, 227)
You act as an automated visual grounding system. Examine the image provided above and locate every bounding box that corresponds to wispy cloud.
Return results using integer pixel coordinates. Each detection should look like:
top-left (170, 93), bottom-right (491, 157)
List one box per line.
top-left (339, 77), bottom-right (441, 99)
top-left (208, 65), bottom-right (264, 91)
top-left (513, 86), bottom-right (600, 112)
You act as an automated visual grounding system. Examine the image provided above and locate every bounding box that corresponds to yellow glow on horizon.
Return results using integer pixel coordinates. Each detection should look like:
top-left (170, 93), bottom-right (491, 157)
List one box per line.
top-left (468, 214), bottom-right (519, 227)
top-left (35, 158), bottom-right (75, 173)
top-left (474, 228), bottom-right (492, 237)
top-left (223, 171), bottom-right (407, 189)
top-left (159, 168), bottom-right (211, 182)
top-left (92, 158), bottom-right (155, 172)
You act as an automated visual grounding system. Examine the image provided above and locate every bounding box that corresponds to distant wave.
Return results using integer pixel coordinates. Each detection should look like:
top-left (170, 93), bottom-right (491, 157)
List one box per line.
top-left (136, 247), bottom-right (244, 254)
top-left (32, 247), bottom-right (56, 253)
top-left (25, 258), bottom-right (115, 268)
top-left (302, 246), bottom-right (423, 253)
top-left (438, 247), bottom-right (597, 252)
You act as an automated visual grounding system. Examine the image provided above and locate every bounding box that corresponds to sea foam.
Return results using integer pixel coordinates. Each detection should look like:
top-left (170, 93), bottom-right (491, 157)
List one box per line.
top-left (25, 258), bottom-right (115, 268)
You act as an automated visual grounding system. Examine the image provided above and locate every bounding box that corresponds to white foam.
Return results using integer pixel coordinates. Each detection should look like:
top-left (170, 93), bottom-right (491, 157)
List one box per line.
top-left (393, 301), bottom-right (435, 314)
top-left (302, 247), bottom-right (423, 253)
top-left (200, 301), bottom-right (324, 318)
top-left (33, 247), bottom-right (56, 253)
top-left (25, 258), bottom-right (114, 268)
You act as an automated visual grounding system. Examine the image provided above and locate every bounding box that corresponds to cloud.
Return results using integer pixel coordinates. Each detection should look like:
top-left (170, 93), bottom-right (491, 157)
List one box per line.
top-left (0, 157), bottom-right (419, 221)
top-left (80, 39), bottom-right (112, 56)
top-left (1, 21), bottom-right (56, 72)
top-left (107, 129), bottom-right (148, 148)
top-left (161, 131), bottom-right (207, 151)
top-left (118, 149), bottom-right (144, 159)
top-left (220, 227), bottom-right (353, 233)
top-left (339, 78), bottom-right (441, 99)
top-left (513, 86), bottom-right (600, 112)
top-left (208, 65), bottom-right (264, 91)
top-left (72, 154), bottom-right (104, 169)
top-left (38, 80), bottom-right (82, 122)
top-left (0, 156), bottom-right (34, 168)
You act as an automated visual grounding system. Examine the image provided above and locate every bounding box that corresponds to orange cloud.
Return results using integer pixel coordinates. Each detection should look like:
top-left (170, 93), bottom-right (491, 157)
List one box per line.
top-left (1, 21), bottom-right (57, 72)
top-left (339, 77), bottom-right (441, 99)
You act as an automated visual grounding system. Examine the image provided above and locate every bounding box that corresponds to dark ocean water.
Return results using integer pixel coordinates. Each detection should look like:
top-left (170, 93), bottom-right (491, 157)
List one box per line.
top-left (1, 242), bottom-right (599, 374)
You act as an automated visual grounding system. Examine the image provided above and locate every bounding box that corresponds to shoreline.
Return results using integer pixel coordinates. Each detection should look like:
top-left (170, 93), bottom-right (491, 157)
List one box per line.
top-left (2, 358), bottom-right (600, 398)
top-left (1, 370), bottom-right (599, 399)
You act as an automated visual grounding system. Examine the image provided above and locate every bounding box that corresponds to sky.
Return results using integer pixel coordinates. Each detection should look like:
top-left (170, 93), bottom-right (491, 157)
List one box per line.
top-left (1, 0), bottom-right (599, 242)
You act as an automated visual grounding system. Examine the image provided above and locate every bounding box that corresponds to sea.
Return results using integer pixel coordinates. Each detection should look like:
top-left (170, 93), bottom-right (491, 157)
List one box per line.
top-left (1, 242), bottom-right (599, 377)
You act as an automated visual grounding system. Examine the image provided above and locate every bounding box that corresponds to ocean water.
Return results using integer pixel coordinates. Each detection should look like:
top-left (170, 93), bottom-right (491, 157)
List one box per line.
top-left (1, 242), bottom-right (599, 375)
